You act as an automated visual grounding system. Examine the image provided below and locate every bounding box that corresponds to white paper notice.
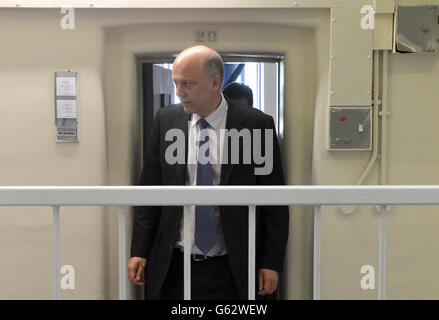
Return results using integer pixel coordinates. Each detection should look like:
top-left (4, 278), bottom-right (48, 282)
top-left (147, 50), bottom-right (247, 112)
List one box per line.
top-left (56, 77), bottom-right (76, 96)
top-left (57, 100), bottom-right (77, 118)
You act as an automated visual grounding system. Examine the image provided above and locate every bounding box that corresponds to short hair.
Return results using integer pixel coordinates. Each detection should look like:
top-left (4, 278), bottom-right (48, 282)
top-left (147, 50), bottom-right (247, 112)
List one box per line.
top-left (222, 82), bottom-right (253, 107)
top-left (204, 52), bottom-right (224, 86)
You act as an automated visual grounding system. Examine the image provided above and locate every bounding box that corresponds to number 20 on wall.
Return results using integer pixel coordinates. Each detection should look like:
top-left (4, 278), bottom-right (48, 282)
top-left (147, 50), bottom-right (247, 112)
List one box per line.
top-left (195, 30), bottom-right (218, 43)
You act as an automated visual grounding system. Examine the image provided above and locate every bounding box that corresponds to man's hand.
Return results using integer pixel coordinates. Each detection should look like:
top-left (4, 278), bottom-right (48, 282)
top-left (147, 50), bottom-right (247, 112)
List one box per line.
top-left (258, 268), bottom-right (278, 295)
top-left (127, 257), bottom-right (147, 285)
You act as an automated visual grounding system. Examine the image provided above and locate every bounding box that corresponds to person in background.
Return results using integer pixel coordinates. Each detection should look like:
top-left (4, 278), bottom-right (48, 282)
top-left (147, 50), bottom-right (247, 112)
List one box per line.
top-left (222, 81), bottom-right (254, 107)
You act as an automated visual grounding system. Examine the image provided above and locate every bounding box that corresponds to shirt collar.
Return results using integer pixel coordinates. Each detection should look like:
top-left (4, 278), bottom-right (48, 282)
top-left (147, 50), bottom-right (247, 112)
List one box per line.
top-left (190, 94), bottom-right (228, 129)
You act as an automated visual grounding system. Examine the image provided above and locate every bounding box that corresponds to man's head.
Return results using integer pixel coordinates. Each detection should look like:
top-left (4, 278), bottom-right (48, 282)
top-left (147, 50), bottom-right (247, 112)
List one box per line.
top-left (172, 45), bottom-right (224, 118)
top-left (222, 81), bottom-right (253, 107)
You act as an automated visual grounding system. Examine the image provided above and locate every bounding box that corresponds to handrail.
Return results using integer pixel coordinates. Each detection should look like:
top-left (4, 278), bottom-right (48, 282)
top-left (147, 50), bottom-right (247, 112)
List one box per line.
top-left (1, 185), bottom-right (439, 300)
top-left (1, 185), bottom-right (439, 205)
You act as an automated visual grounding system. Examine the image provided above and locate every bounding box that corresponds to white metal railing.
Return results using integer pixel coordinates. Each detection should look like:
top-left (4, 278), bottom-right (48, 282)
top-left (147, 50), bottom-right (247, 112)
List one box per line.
top-left (2, 185), bottom-right (439, 300)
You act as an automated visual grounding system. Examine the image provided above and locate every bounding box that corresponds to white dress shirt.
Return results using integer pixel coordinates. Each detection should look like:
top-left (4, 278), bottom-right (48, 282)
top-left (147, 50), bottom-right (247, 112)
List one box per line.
top-left (175, 94), bottom-right (228, 256)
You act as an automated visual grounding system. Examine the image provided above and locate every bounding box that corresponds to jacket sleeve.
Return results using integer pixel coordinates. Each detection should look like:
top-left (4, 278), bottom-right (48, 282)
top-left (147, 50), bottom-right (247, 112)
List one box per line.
top-left (130, 110), bottom-right (163, 259)
top-left (255, 115), bottom-right (289, 272)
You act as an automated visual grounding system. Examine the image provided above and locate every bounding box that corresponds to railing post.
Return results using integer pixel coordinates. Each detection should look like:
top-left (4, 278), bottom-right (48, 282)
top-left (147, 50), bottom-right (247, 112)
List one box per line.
top-left (248, 205), bottom-right (256, 300)
top-left (313, 205), bottom-right (322, 300)
top-left (52, 205), bottom-right (61, 300)
top-left (378, 205), bottom-right (388, 300)
top-left (118, 206), bottom-right (127, 300)
top-left (184, 205), bottom-right (191, 300)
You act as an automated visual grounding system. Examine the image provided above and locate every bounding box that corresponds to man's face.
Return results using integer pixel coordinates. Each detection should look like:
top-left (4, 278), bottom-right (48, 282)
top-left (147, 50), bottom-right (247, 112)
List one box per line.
top-left (172, 57), bottom-right (219, 117)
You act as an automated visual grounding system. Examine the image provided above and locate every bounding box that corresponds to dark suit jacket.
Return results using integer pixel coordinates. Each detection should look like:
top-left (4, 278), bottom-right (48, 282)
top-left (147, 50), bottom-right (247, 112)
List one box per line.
top-left (131, 98), bottom-right (289, 300)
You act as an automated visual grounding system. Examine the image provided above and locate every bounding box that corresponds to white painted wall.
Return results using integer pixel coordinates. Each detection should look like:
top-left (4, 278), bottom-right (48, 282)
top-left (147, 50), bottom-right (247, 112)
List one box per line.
top-left (312, 0), bottom-right (439, 299)
top-left (0, 9), bottom-right (107, 299)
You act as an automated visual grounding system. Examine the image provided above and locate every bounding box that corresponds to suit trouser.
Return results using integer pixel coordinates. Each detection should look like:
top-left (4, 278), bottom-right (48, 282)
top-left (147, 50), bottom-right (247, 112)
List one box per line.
top-left (160, 248), bottom-right (240, 300)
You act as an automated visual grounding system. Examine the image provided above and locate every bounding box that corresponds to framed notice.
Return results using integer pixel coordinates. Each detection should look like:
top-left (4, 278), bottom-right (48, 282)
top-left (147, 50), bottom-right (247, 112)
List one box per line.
top-left (54, 71), bottom-right (78, 142)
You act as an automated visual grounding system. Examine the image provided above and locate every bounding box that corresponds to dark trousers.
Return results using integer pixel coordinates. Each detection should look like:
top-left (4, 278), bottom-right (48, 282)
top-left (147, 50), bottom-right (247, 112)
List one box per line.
top-left (160, 249), bottom-right (240, 300)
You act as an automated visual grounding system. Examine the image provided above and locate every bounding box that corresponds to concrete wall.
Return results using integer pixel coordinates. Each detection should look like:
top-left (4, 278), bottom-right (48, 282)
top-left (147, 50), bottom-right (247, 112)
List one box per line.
top-left (0, 9), bottom-right (107, 299)
top-left (312, 0), bottom-right (439, 300)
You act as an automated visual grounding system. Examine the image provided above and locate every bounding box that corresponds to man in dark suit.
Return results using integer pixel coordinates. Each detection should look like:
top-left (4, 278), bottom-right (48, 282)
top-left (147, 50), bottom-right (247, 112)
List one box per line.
top-left (128, 45), bottom-right (289, 300)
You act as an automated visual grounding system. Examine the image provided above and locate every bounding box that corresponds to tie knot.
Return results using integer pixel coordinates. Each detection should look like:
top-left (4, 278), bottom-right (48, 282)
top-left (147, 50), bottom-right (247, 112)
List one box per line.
top-left (198, 118), bottom-right (209, 130)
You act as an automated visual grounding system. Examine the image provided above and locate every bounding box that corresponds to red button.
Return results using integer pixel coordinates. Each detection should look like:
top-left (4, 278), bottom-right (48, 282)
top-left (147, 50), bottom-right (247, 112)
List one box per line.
top-left (340, 116), bottom-right (346, 122)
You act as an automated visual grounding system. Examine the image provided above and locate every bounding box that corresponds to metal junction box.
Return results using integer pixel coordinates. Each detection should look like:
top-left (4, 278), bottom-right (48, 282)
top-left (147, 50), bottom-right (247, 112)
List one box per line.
top-left (395, 5), bottom-right (439, 53)
top-left (328, 107), bottom-right (372, 151)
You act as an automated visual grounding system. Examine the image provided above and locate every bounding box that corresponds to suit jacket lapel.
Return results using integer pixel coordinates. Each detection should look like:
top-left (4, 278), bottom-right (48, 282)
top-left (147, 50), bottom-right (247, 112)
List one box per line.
top-left (220, 103), bottom-right (245, 185)
top-left (174, 106), bottom-right (191, 185)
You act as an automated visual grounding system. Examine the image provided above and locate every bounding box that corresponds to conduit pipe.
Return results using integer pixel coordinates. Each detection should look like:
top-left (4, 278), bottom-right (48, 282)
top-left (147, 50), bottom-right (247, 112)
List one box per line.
top-left (338, 50), bottom-right (381, 215)
top-left (378, 50), bottom-right (390, 300)
top-left (356, 50), bottom-right (380, 186)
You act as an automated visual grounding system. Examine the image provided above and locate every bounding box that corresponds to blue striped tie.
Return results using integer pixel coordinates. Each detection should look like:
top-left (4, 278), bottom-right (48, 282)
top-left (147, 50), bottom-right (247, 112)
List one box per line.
top-left (194, 118), bottom-right (216, 255)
